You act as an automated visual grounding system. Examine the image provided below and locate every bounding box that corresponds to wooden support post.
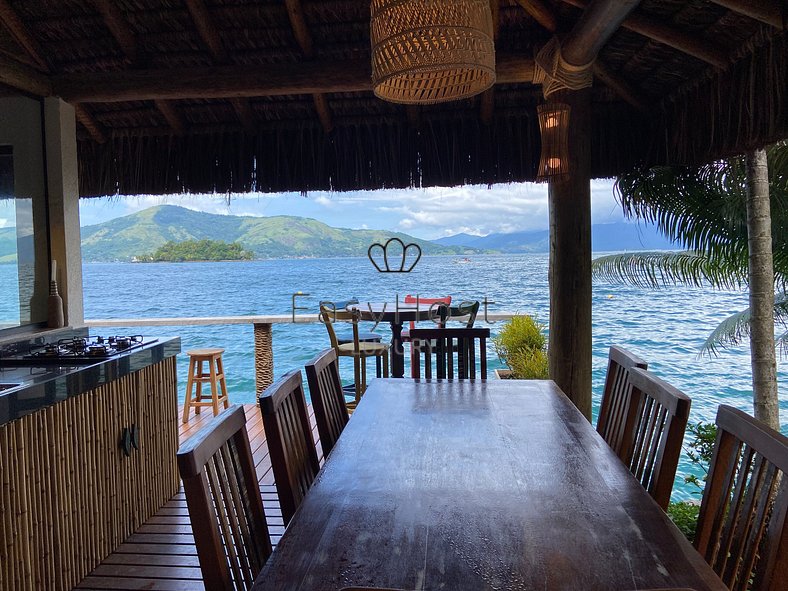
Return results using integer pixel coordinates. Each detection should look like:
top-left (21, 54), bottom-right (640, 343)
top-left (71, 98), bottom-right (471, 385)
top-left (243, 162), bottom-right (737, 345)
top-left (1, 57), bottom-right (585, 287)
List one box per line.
top-left (45, 98), bottom-right (84, 326)
top-left (548, 88), bottom-right (593, 420)
top-left (254, 323), bottom-right (274, 394)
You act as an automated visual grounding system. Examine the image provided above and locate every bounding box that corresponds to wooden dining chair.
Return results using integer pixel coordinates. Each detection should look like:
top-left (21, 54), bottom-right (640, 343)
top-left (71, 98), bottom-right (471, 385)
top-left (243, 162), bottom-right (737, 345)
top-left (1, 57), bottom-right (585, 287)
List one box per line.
top-left (177, 405), bottom-right (272, 591)
top-left (409, 327), bottom-right (490, 379)
top-left (694, 405), bottom-right (788, 591)
top-left (259, 369), bottom-right (321, 525)
top-left (320, 304), bottom-right (389, 403)
top-left (596, 345), bottom-right (648, 457)
top-left (620, 367), bottom-right (691, 510)
top-left (305, 348), bottom-right (349, 458)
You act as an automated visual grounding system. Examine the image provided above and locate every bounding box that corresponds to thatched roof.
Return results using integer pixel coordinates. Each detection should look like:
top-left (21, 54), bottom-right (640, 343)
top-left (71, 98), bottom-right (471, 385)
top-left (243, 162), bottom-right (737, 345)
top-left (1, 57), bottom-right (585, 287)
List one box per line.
top-left (0, 0), bottom-right (785, 196)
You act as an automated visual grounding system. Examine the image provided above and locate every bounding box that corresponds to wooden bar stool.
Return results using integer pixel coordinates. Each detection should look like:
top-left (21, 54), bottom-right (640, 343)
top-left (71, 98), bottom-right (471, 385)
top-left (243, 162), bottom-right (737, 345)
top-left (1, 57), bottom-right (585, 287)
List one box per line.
top-left (182, 348), bottom-right (230, 423)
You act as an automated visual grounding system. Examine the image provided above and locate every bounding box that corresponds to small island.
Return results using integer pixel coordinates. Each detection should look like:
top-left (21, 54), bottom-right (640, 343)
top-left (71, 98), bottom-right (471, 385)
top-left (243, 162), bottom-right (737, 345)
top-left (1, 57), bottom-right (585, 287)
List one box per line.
top-left (135, 239), bottom-right (255, 262)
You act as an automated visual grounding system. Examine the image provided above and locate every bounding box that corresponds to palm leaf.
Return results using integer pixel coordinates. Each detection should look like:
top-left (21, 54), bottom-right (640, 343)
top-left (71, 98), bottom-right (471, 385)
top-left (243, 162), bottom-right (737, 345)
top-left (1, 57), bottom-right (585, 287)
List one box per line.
top-left (592, 251), bottom-right (747, 290)
top-left (700, 292), bottom-right (788, 356)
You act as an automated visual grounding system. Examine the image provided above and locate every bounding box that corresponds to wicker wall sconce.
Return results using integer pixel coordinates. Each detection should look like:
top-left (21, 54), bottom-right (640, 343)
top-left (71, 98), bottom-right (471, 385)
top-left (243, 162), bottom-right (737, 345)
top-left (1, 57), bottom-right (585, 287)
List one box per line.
top-left (370, 0), bottom-right (496, 105)
top-left (536, 103), bottom-right (571, 182)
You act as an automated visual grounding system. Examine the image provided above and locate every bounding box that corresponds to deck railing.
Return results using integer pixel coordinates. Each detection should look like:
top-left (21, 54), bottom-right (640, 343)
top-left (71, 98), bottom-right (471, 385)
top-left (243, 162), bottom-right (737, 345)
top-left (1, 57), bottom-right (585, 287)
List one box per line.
top-left (85, 312), bottom-right (516, 393)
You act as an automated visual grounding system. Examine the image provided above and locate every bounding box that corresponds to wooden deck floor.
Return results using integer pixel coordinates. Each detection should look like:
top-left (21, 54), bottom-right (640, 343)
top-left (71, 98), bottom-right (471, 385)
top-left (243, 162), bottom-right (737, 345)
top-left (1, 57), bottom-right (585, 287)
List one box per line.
top-left (74, 403), bottom-right (323, 591)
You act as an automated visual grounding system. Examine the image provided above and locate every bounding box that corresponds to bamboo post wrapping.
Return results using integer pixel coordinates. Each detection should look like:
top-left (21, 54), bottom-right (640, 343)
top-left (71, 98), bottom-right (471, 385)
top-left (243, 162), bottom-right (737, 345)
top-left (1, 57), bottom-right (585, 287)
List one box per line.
top-left (0, 356), bottom-right (179, 591)
top-left (254, 323), bottom-right (274, 394)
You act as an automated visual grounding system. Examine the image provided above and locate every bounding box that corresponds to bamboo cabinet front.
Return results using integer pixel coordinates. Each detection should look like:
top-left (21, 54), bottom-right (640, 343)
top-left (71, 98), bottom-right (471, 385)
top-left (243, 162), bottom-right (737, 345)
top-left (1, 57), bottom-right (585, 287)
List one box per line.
top-left (0, 355), bottom-right (179, 591)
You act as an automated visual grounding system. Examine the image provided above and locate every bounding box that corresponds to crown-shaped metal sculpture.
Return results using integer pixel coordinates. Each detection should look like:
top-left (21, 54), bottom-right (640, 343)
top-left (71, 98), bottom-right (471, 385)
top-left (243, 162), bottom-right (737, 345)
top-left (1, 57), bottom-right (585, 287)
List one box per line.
top-left (368, 237), bottom-right (422, 273)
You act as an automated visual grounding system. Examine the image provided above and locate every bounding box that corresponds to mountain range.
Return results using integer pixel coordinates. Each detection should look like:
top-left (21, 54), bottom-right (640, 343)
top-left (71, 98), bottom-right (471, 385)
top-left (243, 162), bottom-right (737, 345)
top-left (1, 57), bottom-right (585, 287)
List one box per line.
top-left (77, 205), bottom-right (472, 262)
top-left (435, 223), bottom-right (676, 252)
top-left (0, 204), bottom-right (677, 263)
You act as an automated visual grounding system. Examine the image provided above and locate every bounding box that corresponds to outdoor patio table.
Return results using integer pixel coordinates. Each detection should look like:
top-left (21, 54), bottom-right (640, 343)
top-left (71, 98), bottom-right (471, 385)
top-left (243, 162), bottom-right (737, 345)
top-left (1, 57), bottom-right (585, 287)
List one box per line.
top-left (348, 302), bottom-right (436, 378)
top-left (252, 379), bottom-right (726, 591)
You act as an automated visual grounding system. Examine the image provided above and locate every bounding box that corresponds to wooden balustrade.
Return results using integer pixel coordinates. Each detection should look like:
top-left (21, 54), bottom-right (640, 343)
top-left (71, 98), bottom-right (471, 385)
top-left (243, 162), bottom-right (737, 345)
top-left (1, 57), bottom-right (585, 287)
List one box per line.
top-left (86, 312), bottom-right (515, 393)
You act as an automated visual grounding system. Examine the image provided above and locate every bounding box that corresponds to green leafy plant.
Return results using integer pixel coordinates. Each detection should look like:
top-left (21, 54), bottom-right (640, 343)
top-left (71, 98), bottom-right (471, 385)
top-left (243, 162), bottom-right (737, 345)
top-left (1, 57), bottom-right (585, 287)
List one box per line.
top-left (492, 315), bottom-right (549, 379)
top-left (666, 421), bottom-right (718, 543)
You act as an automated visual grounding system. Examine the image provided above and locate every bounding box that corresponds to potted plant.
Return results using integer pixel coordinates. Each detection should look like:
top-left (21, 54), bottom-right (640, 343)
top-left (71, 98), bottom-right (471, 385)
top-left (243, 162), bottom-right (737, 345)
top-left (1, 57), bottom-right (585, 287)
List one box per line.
top-left (492, 314), bottom-right (549, 379)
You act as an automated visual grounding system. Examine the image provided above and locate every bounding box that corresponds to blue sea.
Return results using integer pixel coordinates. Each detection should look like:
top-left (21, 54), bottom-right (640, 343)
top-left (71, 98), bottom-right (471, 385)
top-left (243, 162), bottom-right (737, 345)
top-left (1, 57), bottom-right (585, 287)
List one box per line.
top-left (2, 254), bottom-right (787, 500)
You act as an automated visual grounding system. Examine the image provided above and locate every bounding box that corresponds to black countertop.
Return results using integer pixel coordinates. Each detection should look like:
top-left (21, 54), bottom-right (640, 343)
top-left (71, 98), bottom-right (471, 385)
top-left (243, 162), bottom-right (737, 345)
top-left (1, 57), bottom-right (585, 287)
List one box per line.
top-left (0, 334), bottom-right (181, 426)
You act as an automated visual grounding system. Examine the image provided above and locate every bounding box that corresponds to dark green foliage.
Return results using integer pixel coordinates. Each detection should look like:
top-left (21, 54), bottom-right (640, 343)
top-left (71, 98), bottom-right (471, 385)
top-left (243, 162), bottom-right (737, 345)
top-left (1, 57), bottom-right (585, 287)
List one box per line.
top-left (683, 422), bottom-right (718, 492)
top-left (666, 421), bottom-right (717, 543)
top-left (140, 239), bottom-right (254, 262)
top-left (667, 501), bottom-right (701, 542)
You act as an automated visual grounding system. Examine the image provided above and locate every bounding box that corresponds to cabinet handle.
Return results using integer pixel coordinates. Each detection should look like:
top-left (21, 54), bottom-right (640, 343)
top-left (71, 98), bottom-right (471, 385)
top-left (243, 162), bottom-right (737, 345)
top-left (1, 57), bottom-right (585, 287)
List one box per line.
top-left (130, 424), bottom-right (140, 450)
top-left (120, 428), bottom-right (132, 457)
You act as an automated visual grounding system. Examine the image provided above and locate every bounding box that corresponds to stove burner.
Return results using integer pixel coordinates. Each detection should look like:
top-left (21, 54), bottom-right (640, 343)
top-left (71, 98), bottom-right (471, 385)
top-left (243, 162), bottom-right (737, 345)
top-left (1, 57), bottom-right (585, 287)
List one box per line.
top-left (6, 335), bottom-right (155, 365)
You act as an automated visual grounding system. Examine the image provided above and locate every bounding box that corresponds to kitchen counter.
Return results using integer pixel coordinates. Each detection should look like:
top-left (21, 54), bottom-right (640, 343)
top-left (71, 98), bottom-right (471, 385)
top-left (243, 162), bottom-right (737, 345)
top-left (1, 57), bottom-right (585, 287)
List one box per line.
top-left (0, 334), bottom-right (181, 425)
top-left (0, 331), bottom-right (182, 591)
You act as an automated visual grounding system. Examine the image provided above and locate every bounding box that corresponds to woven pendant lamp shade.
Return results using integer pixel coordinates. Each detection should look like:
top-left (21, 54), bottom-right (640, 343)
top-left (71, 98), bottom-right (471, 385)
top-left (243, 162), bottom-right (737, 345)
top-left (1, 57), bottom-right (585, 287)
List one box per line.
top-left (370, 0), bottom-right (496, 105)
top-left (536, 103), bottom-right (571, 182)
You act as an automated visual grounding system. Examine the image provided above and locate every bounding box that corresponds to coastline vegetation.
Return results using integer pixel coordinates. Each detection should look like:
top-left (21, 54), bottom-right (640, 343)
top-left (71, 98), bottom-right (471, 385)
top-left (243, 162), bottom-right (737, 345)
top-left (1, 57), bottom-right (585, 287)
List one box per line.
top-left (137, 239), bottom-right (255, 262)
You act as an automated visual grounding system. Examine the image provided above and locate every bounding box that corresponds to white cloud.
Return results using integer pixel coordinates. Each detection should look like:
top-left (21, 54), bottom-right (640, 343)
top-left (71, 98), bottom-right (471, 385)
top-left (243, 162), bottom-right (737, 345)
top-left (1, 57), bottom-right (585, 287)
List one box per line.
top-left (78, 180), bottom-right (625, 240)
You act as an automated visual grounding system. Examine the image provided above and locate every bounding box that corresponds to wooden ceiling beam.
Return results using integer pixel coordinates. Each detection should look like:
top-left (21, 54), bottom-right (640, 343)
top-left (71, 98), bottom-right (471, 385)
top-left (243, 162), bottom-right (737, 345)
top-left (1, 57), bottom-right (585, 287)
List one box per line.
top-left (0, 0), bottom-right (48, 71)
top-left (0, 53), bottom-right (51, 96)
top-left (285, 0), bottom-right (314, 59)
top-left (92, 0), bottom-right (190, 134)
top-left (513, 0), bottom-right (558, 33)
top-left (185, 0), bottom-right (258, 133)
top-left (312, 94), bottom-right (333, 133)
top-left (284, 0), bottom-right (334, 133)
top-left (53, 54), bottom-right (536, 103)
top-left (74, 104), bottom-right (107, 144)
top-left (229, 98), bottom-right (255, 133)
top-left (592, 61), bottom-right (647, 111)
top-left (91, 0), bottom-right (138, 64)
top-left (153, 99), bottom-right (186, 135)
top-left (560, 0), bottom-right (728, 68)
top-left (480, 0), bottom-right (500, 125)
top-left (562, 0), bottom-right (642, 66)
top-left (184, 0), bottom-right (228, 62)
top-left (623, 12), bottom-right (728, 68)
top-left (709, 0), bottom-right (785, 29)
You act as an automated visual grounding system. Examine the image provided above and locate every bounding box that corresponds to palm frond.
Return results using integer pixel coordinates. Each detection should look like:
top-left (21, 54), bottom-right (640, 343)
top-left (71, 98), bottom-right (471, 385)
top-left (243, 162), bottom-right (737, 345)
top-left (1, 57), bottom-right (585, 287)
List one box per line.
top-left (700, 292), bottom-right (788, 357)
top-left (615, 145), bottom-right (788, 284)
top-left (592, 251), bottom-right (747, 290)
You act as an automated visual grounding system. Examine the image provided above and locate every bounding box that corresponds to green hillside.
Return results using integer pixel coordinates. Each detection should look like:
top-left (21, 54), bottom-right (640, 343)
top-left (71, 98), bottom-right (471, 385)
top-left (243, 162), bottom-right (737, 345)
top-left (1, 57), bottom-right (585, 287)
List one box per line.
top-left (79, 205), bottom-right (469, 261)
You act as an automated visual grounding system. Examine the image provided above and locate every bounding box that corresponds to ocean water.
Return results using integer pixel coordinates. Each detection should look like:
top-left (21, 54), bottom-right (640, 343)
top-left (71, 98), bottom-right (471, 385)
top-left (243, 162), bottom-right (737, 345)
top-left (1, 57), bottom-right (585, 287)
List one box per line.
top-left (2, 254), bottom-right (787, 500)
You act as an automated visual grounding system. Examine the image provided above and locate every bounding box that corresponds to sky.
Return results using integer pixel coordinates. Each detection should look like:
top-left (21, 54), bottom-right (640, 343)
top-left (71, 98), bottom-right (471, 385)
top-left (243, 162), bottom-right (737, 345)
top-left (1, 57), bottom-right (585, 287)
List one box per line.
top-left (71, 179), bottom-right (627, 240)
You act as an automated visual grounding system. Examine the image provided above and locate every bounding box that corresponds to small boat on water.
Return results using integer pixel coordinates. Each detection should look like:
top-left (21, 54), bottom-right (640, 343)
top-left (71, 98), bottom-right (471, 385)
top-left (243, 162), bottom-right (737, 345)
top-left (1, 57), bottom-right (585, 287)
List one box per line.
top-left (454, 257), bottom-right (472, 264)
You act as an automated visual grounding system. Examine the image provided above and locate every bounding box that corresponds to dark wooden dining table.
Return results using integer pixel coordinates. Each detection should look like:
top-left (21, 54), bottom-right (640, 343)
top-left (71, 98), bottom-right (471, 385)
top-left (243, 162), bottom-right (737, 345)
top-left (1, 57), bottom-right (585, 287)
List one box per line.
top-left (349, 302), bottom-right (438, 378)
top-left (252, 378), bottom-right (726, 591)
top-left (254, 379), bottom-right (725, 591)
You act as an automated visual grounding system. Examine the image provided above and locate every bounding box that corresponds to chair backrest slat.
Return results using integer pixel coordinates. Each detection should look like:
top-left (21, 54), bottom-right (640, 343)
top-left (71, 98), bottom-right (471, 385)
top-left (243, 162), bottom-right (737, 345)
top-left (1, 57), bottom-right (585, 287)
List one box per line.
top-left (695, 405), bottom-right (788, 591)
top-left (621, 367), bottom-right (691, 510)
top-left (177, 405), bottom-right (272, 591)
top-left (305, 348), bottom-right (349, 458)
top-left (259, 369), bottom-right (321, 525)
top-left (409, 328), bottom-right (489, 380)
top-left (597, 346), bottom-right (648, 457)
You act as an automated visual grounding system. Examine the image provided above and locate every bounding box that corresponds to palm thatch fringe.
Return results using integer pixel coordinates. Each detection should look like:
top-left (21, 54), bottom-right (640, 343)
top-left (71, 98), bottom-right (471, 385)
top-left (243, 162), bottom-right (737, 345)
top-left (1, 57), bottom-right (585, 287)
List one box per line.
top-left (655, 30), bottom-right (788, 166)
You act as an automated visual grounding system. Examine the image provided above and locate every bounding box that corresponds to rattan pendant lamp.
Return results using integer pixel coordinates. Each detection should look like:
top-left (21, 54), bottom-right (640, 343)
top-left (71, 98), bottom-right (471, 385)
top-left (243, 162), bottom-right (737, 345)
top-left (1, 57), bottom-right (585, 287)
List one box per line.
top-left (370, 0), bottom-right (496, 105)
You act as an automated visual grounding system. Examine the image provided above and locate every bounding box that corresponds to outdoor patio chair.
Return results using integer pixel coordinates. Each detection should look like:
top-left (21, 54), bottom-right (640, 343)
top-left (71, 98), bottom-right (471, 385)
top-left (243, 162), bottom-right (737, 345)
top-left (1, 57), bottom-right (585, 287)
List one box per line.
top-left (618, 367), bottom-right (691, 510)
top-left (408, 327), bottom-right (490, 379)
top-left (596, 345), bottom-right (648, 458)
top-left (305, 348), bottom-right (350, 458)
top-left (177, 405), bottom-right (273, 591)
top-left (320, 304), bottom-right (389, 404)
top-left (319, 298), bottom-right (383, 377)
top-left (694, 405), bottom-right (788, 591)
top-left (259, 369), bottom-right (321, 525)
